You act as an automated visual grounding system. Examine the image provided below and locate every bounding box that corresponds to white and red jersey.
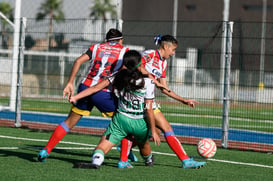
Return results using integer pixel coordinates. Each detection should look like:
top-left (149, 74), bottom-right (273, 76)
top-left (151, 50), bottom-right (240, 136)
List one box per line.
top-left (81, 42), bottom-right (128, 91)
top-left (141, 49), bottom-right (167, 79)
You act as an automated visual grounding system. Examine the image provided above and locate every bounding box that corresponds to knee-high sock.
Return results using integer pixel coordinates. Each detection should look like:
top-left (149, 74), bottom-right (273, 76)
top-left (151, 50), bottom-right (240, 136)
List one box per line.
top-left (92, 149), bottom-right (104, 166)
top-left (165, 131), bottom-right (189, 161)
top-left (44, 121), bottom-right (70, 153)
top-left (120, 138), bottom-right (132, 162)
top-left (142, 153), bottom-right (153, 162)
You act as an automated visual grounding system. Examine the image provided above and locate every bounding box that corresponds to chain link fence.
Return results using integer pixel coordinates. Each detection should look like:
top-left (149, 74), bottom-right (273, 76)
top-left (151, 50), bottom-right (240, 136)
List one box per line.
top-left (0, 18), bottom-right (272, 152)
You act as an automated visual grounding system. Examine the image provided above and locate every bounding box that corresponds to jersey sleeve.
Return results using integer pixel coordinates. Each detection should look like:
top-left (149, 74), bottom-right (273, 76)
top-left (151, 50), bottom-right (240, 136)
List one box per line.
top-left (144, 78), bottom-right (155, 99)
top-left (85, 48), bottom-right (92, 59)
top-left (84, 44), bottom-right (96, 59)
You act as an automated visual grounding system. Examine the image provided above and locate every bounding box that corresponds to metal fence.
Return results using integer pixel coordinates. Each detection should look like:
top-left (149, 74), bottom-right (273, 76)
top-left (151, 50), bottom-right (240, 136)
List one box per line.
top-left (0, 18), bottom-right (272, 152)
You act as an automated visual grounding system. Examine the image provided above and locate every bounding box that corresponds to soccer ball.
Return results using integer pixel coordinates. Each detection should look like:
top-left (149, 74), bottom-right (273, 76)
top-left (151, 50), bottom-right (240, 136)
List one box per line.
top-left (197, 138), bottom-right (217, 158)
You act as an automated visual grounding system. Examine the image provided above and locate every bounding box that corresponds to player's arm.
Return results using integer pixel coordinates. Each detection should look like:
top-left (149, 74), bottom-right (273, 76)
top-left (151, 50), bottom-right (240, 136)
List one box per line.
top-left (145, 99), bottom-right (160, 146)
top-left (159, 78), bottom-right (198, 108)
top-left (138, 66), bottom-right (170, 92)
top-left (63, 54), bottom-right (90, 99)
top-left (69, 79), bottom-right (110, 104)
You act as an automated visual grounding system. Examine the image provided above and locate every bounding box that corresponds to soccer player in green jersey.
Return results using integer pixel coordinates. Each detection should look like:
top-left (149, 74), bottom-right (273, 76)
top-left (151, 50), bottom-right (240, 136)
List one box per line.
top-left (69, 50), bottom-right (160, 168)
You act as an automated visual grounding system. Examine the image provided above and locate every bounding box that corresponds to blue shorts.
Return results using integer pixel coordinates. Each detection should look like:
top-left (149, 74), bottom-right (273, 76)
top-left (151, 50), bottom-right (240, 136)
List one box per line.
top-left (71, 83), bottom-right (117, 116)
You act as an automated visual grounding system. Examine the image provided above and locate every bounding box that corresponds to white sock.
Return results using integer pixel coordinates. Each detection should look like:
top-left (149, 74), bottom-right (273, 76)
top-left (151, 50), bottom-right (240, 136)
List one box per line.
top-left (92, 150), bottom-right (104, 166)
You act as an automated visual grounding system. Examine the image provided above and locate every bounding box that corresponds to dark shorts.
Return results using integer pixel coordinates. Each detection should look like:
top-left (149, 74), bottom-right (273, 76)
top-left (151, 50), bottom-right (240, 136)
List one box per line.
top-left (71, 83), bottom-right (118, 116)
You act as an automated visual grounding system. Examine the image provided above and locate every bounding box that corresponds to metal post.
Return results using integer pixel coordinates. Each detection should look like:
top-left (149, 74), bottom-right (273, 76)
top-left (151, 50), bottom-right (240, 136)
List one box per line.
top-left (221, 21), bottom-right (233, 148)
top-left (59, 53), bottom-right (65, 87)
top-left (10, 0), bottom-right (21, 111)
top-left (259, 0), bottom-right (267, 90)
top-left (170, 0), bottom-right (178, 81)
top-left (115, 0), bottom-right (123, 30)
top-left (220, 0), bottom-right (230, 101)
top-left (15, 17), bottom-right (27, 127)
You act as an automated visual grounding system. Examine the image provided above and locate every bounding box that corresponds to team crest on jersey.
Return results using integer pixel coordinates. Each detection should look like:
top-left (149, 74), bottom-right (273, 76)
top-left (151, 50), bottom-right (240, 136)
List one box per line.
top-left (98, 52), bottom-right (105, 58)
top-left (144, 55), bottom-right (152, 61)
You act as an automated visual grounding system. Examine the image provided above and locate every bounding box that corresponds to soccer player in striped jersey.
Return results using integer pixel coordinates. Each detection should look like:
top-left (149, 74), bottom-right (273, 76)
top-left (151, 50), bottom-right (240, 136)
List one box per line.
top-left (38, 29), bottom-right (129, 162)
top-left (69, 50), bottom-right (160, 168)
top-left (122, 35), bottom-right (206, 169)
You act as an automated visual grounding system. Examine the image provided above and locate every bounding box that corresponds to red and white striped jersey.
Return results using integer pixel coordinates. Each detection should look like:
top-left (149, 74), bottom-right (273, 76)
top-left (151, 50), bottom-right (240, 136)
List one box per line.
top-left (82, 42), bottom-right (128, 91)
top-left (141, 49), bottom-right (167, 79)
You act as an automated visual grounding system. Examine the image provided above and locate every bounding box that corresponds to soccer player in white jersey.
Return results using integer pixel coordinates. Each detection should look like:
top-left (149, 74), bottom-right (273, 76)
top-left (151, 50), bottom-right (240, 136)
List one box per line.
top-left (122, 35), bottom-right (206, 169)
top-left (69, 50), bottom-right (160, 168)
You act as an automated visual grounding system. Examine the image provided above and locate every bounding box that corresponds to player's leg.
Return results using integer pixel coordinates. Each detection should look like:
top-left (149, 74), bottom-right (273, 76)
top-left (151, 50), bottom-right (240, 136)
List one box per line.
top-left (38, 84), bottom-right (93, 162)
top-left (95, 112), bottom-right (133, 169)
top-left (47, 111), bottom-right (82, 153)
top-left (154, 109), bottom-right (206, 169)
top-left (38, 111), bottom-right (82, 162)
top-left (92, 90), bottom-right (138, 163)
top-left (154, 110), bottom-right (189, 160)
top-left (118, 137), bottom-right (138, 162)
top-left (119, 138), bottom-right (132, 161)
top-left (91, 138), bottom-right (115, 168)
top-left (131, 117), bottom-right (154, 166)
top-left (138, 140), bottom-right (154, 166)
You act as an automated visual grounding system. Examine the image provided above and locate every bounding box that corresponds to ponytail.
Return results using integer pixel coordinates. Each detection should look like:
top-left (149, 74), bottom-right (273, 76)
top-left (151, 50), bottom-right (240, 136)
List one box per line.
top-left (113, 50), bottom-right (144, 93)
top-left (154, 34), bottom-right (178, 47)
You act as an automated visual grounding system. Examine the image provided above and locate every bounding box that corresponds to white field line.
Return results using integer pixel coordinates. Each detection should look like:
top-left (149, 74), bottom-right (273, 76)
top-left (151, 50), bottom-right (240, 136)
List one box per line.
top-left (0, 147), bottom-right (95, 150)
top-left (166, 113), bottom-right (273, 124)
top-left (1, 135), bottom-right (273, 169)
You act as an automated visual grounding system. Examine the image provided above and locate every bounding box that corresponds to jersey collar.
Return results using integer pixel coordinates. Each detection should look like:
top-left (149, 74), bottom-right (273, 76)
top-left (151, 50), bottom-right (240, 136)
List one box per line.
top-left (156, 49), bottom-right (163, 60)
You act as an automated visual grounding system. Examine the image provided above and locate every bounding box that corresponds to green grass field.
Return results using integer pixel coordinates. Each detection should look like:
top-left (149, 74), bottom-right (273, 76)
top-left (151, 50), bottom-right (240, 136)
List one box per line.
top-left (0, 126), bottom-right (272, 181)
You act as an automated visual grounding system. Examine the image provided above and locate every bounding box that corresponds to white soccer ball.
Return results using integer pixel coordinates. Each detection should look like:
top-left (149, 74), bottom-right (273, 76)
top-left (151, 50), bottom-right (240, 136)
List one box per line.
top-left (197, 138), bottom-right (217, 158)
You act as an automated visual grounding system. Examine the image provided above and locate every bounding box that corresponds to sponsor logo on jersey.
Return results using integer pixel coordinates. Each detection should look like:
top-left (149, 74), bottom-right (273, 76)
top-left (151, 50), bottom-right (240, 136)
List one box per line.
top-left (152, 69), bottom-right (162, 78)
top-left (152, 57), bottom-right (160, 68)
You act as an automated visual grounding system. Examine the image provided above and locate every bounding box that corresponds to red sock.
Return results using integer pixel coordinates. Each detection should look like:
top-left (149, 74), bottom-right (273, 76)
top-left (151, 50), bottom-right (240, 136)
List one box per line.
top-left (120, 138), bottom-right (132, 162)
top-left (44, 122), bottom-right (69, 153)
top-left (165, 131), bottom-right (189, 161)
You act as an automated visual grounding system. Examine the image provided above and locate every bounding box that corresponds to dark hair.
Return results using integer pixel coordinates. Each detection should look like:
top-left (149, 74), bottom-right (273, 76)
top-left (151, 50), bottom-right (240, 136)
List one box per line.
top-left (154, 34), bottom-right (178, 47)
top-left (106, 28), bottom-right (123, 41)
top-left (113, 50), bottom-right (144, 93)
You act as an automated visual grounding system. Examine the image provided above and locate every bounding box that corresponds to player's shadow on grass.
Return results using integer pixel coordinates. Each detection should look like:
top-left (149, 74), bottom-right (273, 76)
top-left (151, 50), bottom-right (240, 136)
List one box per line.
top-left (0, 149), bottom-right (40, 162)
top-left (73, 161), bottom-right (118, 169)
top-left (35, 145), bottom-right (121, 164)
top-left (0, 144), bottom-right (120, 167)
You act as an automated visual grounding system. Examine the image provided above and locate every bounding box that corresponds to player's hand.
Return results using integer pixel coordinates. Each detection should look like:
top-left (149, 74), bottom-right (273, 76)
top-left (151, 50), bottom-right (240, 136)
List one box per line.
top-left (153, 80), bottom-right (170, 92)
top-left (151, 132), bottom-right (161, 146)
top-left (69, 96), bottom-right (76, 104)
top-left (184, 99), bottom-right (199, 108)
top-left (63, 83), bottom-right (73, 100)
top-left (156, 83), bottom-right (171, 92)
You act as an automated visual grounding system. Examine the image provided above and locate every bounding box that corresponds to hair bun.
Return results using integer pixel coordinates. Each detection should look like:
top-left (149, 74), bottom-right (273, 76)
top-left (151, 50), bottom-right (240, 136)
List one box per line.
top-left (154, 34), bottom-right (162, 45)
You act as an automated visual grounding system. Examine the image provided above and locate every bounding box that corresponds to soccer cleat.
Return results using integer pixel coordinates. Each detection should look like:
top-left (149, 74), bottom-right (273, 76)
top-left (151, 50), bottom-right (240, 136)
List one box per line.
top-left (145, 155), bottom-right (154, 166)
top-left (38, 148), bottom-right (49, 162)
top-left (182, 158), bottom-right (206, 169)
top-left (116, 145), bottom-right (138, 162)
top-left (128, 150), bottom-right (138, 162)
top-left (117, 160), bottom-right (133, 169)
